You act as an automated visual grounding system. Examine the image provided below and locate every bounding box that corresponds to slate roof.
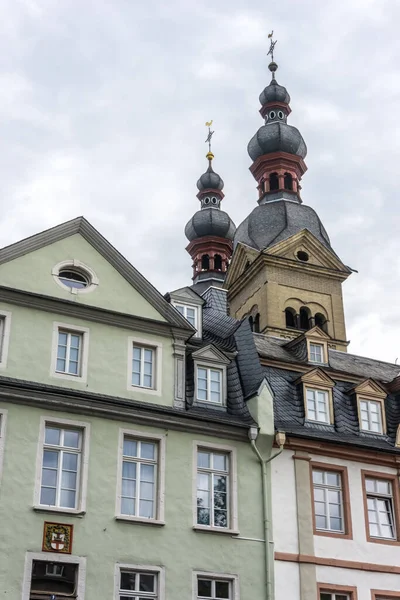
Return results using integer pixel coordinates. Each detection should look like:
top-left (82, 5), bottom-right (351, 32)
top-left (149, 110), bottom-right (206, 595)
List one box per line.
top-left (257, 333), bottom-right (400, 452)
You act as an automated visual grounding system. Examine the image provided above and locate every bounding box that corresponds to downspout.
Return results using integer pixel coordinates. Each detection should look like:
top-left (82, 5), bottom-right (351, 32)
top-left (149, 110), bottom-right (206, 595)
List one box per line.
top-left (250, 431), bottom-right (285, 600)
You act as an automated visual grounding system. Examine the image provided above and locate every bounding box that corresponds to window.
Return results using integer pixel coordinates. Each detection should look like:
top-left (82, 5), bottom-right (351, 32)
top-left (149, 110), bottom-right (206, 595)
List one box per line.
top-left (359, 399), bottom-right (383, 434)
top-left (120, 437), bottom-right (157, 519)
top-left (313, 469), bottom-right (344, 533)
top-left (318, 587), bottom-right (357, 600)
top-left (197, 366), bottom-right (223, 404)
top-left (194, 573), bottom-right (238, 600)
top-left (127, 338), bottom-right (162, 395)
top-left (365, 477), bottom-right (396, 540)
top-left (197, 449), bottom-right (230, 528)
top-left (132, 345), bottom-right (155, 389)
top-left (315, 312), bottom-right (328, 333)
top-left (116, 430), bottom-right (165, 523)
top-left (0, 310), bottom-right (11, 368)
top-left (306, 388), bottom-right (330, 423)
top-left (35, 417), bottom-right (90, 514)
top-left (51, 322), bottom-right (89, 382)
top-left (115, 565), bottom-right (164, 600)
top-left (320, 594), bottom-right (350, 600)
top-left (52, 259), bottom-right (98, 294)
top-left (40, 425), bottom-right (82, 509)
top-left (214, 255), bottom-right (223, 270)
top-left (284, 172), bottom-right (293, 190)
top-left (300, 306), bottom-right (311, 330)
top-left (174, 304), bottom-right (197, 329)
top-left (285, 307), bottom-right (297, 328)
top-left (269, 172), bottom-right (279, 191)
top-left (58, 268), bottom-right (89, 290)
top-left (56, 330), bottom-right (82, 376)
top-left (309, 343), bottom-right (324, 364)
top-left (22, 554), bottom-right (86, 600)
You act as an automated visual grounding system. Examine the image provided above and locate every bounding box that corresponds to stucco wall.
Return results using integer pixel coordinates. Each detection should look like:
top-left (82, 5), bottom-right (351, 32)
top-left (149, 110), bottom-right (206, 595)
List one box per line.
top-left (0, 401), bottom-right (265, 598)
top-left (0, 300), bottom-right (175, 405)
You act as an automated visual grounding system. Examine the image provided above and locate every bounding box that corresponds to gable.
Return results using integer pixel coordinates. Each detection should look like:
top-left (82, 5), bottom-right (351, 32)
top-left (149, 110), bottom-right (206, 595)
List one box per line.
top-left (265, 229), bottom-right (351, 274)
top-left (191, 344), bottom-right (231, 365)
top-left (353, 378), bottom-right (387, 399)
top-left (304, 326), bottom-right (331, 341)
top-left (168, 286), bottom-right (205, 306)
top-left (297, 367), bottom-right (335, 388)
top-left (224, 242), bottom-right (260, 288)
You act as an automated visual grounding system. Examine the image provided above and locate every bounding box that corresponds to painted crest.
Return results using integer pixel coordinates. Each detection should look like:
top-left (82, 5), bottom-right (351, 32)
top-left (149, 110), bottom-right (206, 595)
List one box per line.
top-left (42, 522), bottom-right (73, 554)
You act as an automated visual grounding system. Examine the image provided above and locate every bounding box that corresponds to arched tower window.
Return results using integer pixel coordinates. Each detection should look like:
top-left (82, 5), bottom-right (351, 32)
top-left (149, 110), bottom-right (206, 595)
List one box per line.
top-left (284, 172), bottom-right (293, 191)
top-left (201, 254), bottom-right (210, 270)
top-left (315, 312), bottom-right (328, 333)
top-left (249, 316), bottom-right (254, 331)
top-left (299, 307), bottom-right (311, 330)
top-left (254, 313), bottom-right (260, 333)
top-left (214, 254), bottom-right (222, 270)
top-left (269, 172), bottom-right (279, 191)
top-left (285, 307), bottom-right (297, 328)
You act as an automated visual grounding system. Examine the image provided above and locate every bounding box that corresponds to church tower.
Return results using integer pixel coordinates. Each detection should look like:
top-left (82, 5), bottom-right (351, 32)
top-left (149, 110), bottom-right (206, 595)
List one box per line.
top-left (225, 45), bottom-right (352, 351)
top-left (185, 143), bottom-right (236, 294)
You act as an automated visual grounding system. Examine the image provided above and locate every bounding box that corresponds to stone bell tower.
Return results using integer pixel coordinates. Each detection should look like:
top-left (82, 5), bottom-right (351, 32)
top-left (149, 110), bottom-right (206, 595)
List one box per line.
top-left (225, 41), bottom-right (352, 351)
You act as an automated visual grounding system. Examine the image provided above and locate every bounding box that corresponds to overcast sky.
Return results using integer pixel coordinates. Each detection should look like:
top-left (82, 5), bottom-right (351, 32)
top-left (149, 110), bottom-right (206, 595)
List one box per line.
top-left (0, 0), bottom-right (399, 364)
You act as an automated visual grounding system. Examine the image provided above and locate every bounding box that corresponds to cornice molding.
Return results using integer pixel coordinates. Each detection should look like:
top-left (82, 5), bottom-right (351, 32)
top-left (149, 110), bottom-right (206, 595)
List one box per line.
top-left (0, 286), bottom-right (191, 339)
top-left (0, 379), bottom-right (249, 441)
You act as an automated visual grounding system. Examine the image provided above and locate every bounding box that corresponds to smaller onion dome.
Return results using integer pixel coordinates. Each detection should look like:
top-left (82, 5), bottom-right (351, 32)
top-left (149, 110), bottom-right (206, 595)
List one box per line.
top-left (197, 159), bottom-right (224, 192)
top-left (248, 121), bottom-right (307, 162)
top-left (259, 78), bottom-right (290, 106)
top-left (185, 208), bottom-right (236, 242)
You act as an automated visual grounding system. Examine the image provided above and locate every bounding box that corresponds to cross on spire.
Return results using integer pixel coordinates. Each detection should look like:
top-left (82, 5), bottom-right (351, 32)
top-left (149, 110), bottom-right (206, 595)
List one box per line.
top-left (205, 120), bottom-right (215, 157)
top-left (267, 30), bottom-right (277, 62)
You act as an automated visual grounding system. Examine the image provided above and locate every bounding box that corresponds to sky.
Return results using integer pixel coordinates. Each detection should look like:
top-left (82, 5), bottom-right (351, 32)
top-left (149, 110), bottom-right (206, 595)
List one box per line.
top-left (0, 0), bottom-right (399, 364)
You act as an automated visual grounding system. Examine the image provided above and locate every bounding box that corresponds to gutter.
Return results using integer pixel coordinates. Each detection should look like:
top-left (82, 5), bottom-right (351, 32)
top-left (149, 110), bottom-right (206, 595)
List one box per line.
top-left (250, 431), bottom-right (285, 600)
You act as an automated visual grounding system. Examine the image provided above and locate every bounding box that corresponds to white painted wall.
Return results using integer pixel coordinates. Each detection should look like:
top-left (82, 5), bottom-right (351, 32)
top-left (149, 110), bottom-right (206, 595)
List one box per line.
top-left (272, 448), bottom-right (400, 598)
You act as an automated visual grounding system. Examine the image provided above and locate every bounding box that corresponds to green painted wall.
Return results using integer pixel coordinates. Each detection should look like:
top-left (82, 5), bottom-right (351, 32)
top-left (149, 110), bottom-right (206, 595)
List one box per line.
top-left (0, 234), bottom-right (166, 320)
top-left (0, 402), bottom-right (265, 598)
top-left (0, 300), bottom-right (174, 405)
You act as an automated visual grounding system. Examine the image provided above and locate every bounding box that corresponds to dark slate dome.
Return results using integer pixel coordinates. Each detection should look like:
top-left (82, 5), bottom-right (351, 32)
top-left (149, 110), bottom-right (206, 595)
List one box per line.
top-left (248, 122), bottom-right (307, 162)
top-left (197, 164), bottom-right (224, 191)
top-left (185, 208), bottom-right (236, 242)
top-left (259, 79), bottom-right (290, 105)
top-left (233, 200), bottom-right (330, 251)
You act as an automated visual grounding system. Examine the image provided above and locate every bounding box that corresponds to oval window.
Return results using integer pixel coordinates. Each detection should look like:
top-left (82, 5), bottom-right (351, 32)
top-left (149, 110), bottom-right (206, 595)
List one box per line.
top-left (211, 197), bottom-right (218, 205)
top-left (296, 251), bottom-right (309, 262)
top-left (269, 110), bottom-right (276, 119)
top-left (58, 268), bottom-right (90, 290)
top-left (204, 197), bottom-right (211, 204)
top-left (278, 110), bottom-right (284, 119)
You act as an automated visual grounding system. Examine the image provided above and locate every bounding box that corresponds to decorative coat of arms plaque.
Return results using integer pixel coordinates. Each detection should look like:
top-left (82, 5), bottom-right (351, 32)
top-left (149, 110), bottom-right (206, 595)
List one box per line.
top-left (42, 522), bottom-right (73, 554)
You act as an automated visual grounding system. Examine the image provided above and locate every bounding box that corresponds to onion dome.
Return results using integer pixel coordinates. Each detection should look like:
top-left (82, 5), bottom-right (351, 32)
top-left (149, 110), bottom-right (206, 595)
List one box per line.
top-left (248, 121), bottom-right (307, 161)
top-left (233, 200), bottom-right (330, 251)
top-left (185, 209), bottom-right (236, 242)
top-left (197, 160), bottom-right (224, 191)
top-left (259, 78), bottom-right (290, 105)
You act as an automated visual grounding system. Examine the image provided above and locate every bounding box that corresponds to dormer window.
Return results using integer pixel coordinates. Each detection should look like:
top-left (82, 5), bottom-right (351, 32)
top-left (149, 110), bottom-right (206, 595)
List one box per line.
top-left (174, 304), bottom-right (198, 329)
top-left (297, 368), bottom-right (335, 425)
top-left (359, 399), bottom-right (383, 434)
top-left (306, 388), bottom-right (330, 423)
top-left (191, 345), bottom-right (230, 408)
top-left (197, 366), bottom-right (223, 404)
top-left (309, 343), bottom-right (324, 364)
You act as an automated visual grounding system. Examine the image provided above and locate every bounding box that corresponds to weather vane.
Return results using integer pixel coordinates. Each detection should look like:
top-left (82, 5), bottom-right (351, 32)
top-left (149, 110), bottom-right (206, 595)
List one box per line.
top-left (205, 120), bottom-right (214, 154)
top-left (267, 30), bottom-right (277, 62)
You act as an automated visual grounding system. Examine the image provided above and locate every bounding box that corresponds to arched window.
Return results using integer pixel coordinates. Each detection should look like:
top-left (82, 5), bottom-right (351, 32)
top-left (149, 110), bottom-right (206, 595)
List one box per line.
top-left (285, 307), bottom-right (297, 328)
top-left (249, 316), bottom-right (254, 331)
top-left (201, 254), bottom-right (210, 270)
top-left (284, 172), bottom-right (293, 191)
top-left (299, 307), bottom-right (311, 330)
top-left (214, 254), bottom-right (222, 270)
top-left (315, 312), bottom-right (328, 333)
top-left (269, 172), bottom-right (279, 191)
top-left (254, 313), bottom-right (260, 333)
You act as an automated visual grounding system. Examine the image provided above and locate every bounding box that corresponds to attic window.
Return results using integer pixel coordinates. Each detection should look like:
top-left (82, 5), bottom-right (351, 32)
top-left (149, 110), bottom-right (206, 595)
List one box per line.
top-left (297, 251), bottom-right (309, 262)
top-left (52, 260), bottom-right (99, 295)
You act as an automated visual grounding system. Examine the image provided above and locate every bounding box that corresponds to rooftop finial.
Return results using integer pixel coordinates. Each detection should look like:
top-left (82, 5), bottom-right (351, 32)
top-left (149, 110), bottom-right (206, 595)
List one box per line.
top-left (267, 30), bottom-right (278, 79)
top-left (205, 120), bottom-right (215, 161)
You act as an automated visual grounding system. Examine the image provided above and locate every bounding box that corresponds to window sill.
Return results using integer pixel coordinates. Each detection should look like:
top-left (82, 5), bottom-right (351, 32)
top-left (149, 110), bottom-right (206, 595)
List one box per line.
top-left (367, 536), bottom-right (400, 546)
top-left (193, 525), bottom-right (239, 536)
top-left (315, 529), bottom-right (352, 540)
top-left (51, 372), bottom-right (87, 384)
top-left (33, 505), bottom-right (86, 517)
top-left (115, 516), bottom-right (165, 526)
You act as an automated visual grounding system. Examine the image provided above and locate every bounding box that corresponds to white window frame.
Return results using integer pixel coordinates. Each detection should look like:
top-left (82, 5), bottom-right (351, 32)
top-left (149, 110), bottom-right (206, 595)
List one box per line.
top-left (359, 398), bottom-right (384, 434)
top-left (309, 343), bottom-right (324, 364)
top-left (172, 302), bottom-right (200, 336)
top-left (52, 259), bottom-right (99, 295)
top-left (114, 563), bottom-right (165, 600)
top-left (312, 469), bottom-right (344, 533)
top-left (50, 322), bottom-right (89, 383)
top-left (193, 571), bottom-right (239, 600)
top-left (0, 310), bottom-right (12, 369)
top-left (22, 552), bottom-right (86, 600)
top-left (195, 364), bottom-right (225, 406)
top-left (34, 416), bottom-right (90, 515)
top-left (365, 477), bottom-right (396, 539)
top-left (306, 388), bottom-right (331, 423)
top-left (127, 337), bottom-right (162, 396)
top-left (193, 441), bottom-right (238, 534)
top-left (116, 428), bottom-right (166, 524)
top-left (0, 408), bottom-right (8, 484)
top-left (320, 593), bottom-right (351, 600)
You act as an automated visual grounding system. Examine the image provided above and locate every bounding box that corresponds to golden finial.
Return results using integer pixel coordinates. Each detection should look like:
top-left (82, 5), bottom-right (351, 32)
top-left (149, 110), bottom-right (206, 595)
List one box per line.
top-left (205, 120), bottom-right (215, 156)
